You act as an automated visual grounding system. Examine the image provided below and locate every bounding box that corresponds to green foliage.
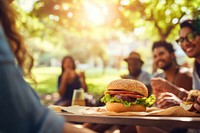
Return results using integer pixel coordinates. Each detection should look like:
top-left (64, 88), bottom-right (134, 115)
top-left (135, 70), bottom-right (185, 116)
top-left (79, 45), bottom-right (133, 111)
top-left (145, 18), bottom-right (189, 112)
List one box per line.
top-left (29, 67), bottom-right (61, 94)
top-left (29, 67), bottom-right (123, 97)
top-left (14, 0), bottom-right (200, 71)
top-left (26, 0), bottom-right (200, 43)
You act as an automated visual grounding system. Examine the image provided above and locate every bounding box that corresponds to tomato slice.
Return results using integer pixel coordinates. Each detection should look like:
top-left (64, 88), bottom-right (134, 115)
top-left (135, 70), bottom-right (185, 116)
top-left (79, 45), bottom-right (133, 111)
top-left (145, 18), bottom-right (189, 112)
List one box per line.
top-left (106, 91), bottom-right (144, 98)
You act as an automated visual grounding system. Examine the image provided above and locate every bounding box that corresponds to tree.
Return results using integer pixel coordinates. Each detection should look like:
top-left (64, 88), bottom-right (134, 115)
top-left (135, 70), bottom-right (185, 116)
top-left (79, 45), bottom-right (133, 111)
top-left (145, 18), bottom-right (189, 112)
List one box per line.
top-left (16, 0), bottom-right (200, 66)
top-left (31, 0), bottom-right (200, 40)
top-left (119, 0), bottom-right (200, 40)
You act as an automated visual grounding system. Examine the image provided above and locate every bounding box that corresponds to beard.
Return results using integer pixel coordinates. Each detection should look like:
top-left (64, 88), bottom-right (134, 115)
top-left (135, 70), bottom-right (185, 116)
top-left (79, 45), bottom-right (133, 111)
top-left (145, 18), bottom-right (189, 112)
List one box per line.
top-left (160, 61), bottom-right (173, 71)
top-left (130, 69), bottom-right (141, 77)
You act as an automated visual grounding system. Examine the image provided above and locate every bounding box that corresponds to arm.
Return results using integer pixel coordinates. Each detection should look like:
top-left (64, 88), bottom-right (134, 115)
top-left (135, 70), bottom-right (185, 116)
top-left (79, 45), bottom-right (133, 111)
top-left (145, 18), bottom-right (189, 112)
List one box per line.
top-left (78, 71), bottom-right (88, 92)
top-left (59, 70), bottom-right (70, 96)
top-left (175, 72), bottom-right (193, 91)
top-left (151, 77), bottom-right (189, 100)
top-left (156, 92), bottom-right (183, 108)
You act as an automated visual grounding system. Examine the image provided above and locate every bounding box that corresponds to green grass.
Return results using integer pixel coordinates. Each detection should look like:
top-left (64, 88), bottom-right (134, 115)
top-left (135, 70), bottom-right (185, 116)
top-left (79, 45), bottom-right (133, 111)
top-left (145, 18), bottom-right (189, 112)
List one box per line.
top-left (29, 67), bottom-right (61, 94)
top-left (29, 67), bottom-right (128, 98)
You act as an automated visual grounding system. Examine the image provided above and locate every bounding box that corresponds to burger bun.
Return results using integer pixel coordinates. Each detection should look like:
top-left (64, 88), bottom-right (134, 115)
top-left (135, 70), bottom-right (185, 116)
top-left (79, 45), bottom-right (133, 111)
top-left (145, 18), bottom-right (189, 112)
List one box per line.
top-left (106, 102), bottom-right (146, 112)
top-left (106, 79), bottom-right (148, 97)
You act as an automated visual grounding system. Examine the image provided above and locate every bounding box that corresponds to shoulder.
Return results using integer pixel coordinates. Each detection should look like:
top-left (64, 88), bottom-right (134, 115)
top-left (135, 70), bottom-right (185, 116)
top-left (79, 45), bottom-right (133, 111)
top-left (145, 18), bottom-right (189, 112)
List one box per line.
top-left (0, 24), bottom-right (15, 63)
top-left (175, 67), bottom-right (192, 82)
top-left (58, 75), bottom-right (62, 80)
top-left (140, 70), bottom-right (150, 76)
top-left (178, 67), bottom-right (192, 77)
top-left (179, 67), bottom-right (192, 73)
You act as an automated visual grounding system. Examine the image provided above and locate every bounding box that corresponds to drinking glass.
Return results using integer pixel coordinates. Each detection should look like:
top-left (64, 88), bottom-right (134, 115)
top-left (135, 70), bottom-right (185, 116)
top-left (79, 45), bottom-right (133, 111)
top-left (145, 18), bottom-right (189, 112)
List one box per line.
top-left (71, 89), bottom-right (86, 106)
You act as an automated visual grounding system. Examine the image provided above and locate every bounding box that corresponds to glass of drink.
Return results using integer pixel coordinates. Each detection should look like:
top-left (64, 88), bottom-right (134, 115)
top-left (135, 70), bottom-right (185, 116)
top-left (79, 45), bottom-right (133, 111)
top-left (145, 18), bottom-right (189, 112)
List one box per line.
top-left (71, 89), bottom-right (86, 106)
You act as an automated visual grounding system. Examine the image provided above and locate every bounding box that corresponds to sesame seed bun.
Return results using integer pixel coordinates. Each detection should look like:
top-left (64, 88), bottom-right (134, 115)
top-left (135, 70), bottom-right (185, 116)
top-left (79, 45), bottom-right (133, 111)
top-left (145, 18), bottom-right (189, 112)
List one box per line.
top-left (106, 79), bottom-right (148, 97)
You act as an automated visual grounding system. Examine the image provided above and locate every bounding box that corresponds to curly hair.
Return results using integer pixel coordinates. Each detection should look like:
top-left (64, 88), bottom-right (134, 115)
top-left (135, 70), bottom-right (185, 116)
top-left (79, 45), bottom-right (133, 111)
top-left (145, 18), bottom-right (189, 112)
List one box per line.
top-left (152, 40), bottom-right (175, 53)
top-left (180, 19), bottom-right (200, 35)
top-left (152, 40), bottom-right (178, 65)
top-left (0, 1), bottom-right (34, 76)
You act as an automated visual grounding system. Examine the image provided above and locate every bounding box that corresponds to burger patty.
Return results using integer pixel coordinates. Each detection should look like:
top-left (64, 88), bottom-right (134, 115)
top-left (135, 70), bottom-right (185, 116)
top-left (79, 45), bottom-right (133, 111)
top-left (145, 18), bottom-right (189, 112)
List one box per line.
top-left (106, 90), bottom-right (144, 99)
top-left (114, 94), bottom-right (136, 102)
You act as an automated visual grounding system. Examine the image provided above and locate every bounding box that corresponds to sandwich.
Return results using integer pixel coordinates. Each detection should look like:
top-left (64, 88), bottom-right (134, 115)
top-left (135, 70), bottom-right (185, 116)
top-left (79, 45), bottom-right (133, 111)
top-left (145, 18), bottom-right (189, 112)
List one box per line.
top-left (180, 89), bottom-right (200, 111)
top-left (100, 79), bottom-right (156, 112)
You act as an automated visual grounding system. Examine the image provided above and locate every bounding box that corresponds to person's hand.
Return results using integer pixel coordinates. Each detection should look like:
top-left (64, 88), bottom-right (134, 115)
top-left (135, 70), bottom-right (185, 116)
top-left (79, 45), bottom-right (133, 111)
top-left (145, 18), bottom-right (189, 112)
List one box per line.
top-left (59, 69), bottom-right (73, 96)
top-left (157, 92), bottom-right (182, 109)
top-left (151, 77), bottom-right (173, 97)
top-left (193, 96), bottom-right (200, 113)
top-left (78, 71), bottom-right (86, 80)
top-left (62, 68), bottom-right (74, 81)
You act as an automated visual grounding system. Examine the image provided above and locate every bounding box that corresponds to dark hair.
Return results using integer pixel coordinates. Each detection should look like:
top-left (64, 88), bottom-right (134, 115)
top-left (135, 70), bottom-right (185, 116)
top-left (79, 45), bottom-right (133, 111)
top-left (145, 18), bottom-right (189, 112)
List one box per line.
top-left (61, 56), bottom-right (76, 74)
top-left (152, 41), bottom-right (175, 53)
top-left (180, 19), bottom-right (200, 34)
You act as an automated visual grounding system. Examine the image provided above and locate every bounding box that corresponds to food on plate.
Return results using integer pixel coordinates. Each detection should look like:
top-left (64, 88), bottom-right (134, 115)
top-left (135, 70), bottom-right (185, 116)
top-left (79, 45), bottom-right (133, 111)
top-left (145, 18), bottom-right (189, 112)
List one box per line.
top-left (180, 90), bottom-right (200, 111)
top-left (100, 79), bottom-right (156, 112)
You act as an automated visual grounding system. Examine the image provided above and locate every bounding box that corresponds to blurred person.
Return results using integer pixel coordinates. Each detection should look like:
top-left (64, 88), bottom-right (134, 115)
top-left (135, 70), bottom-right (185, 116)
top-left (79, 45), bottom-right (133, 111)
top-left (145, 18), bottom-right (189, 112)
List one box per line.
top-left (121, 51), bottom-right (152, 96)
top-left (151, 40), bottom-right (192, 108)
top-left (148, 41), bottom-right (193, 133)
top-left (177, 19), bottom-right (200, 112)
top-left (152, 19), bottom-right (200, 113)
top-left (88, 51), bottom-right (153, 133)
top-left (83, 51), bottom-right (151, 133)
top-left (55, 55), bottom-right (88, 106)
top-left (119, 51), bottom-right (151, 133)
top-left (138, 19), bottom-right (200, 133)
top-left (0, 1), bottom-right (95, 133)
top-left (174, 18), bottom-right (200, 133)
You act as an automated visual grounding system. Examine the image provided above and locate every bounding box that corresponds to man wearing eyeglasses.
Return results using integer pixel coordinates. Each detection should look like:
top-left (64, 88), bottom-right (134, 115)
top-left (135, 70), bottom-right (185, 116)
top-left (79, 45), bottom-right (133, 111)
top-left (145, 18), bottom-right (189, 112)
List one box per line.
top-left (152, 20), bottom-right (200, 113)
top-left (152, 20), bottom-right (200, 110)
top-left (137, 19), bottom-right (200, 133)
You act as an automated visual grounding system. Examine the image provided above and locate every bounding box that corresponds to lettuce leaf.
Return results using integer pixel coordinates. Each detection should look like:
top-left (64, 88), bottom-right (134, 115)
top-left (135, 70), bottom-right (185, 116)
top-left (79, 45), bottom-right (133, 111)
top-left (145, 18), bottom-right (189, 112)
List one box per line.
top-left (100, 94), bottom-right (156, 107)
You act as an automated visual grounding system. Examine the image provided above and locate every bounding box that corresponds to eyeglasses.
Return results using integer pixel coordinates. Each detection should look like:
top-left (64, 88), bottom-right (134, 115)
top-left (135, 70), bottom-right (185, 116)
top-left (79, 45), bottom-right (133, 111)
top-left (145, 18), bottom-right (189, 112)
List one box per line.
top-left (176, 32), bottom-right (197, 45)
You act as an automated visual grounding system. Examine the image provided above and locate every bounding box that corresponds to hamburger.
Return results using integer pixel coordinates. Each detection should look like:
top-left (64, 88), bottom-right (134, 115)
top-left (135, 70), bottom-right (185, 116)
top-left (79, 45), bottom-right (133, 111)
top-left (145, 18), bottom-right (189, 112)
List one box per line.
top-left (180, 89), bottom-right (200, 111)
top-left (100, 79), bottom-right (156, 112)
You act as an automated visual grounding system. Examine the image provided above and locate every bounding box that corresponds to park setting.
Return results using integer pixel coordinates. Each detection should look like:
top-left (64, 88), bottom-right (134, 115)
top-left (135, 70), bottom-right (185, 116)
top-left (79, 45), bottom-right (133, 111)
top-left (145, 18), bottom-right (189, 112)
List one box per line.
top-left (13, 0), bottom-right (199, 106)
top-left (1, 0), bottom-right (200, 133)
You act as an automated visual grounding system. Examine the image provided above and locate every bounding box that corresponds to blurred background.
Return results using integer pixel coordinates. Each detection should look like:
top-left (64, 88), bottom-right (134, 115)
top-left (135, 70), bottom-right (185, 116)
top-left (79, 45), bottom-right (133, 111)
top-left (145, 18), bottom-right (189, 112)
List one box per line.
top-left (12, 0), bottom-right (200, 105)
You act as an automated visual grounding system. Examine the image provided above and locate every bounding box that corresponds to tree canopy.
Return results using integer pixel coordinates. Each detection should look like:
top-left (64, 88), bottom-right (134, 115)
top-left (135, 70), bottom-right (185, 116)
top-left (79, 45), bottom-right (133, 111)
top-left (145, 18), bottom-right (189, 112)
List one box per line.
top-left (14, 0), bottom-right (200, 67)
